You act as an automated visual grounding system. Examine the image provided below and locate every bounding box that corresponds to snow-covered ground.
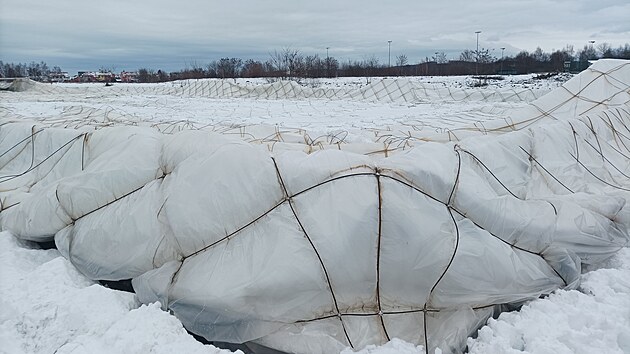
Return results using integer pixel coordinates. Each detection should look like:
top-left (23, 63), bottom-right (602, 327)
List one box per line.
top-left (0, 231), bottom-right (240, 354)
top-left (467, 248), bottom-right (630, 354)
top-left (0, 74), bottom-right (564, 145)
top-left (2, 71), bottom-right (629, 354)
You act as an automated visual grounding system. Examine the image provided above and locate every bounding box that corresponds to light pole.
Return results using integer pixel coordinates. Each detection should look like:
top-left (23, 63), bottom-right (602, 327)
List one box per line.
top-left (435, 52), bottom-right (439, 75)
top-left (500, 47), bottom-right (505, 74)
top-left (475, 31), bottom-right (481, 75)
top-left (326, 47), bottom-right (330, 77)
top-left (388, 40), bottom-right (392, 67)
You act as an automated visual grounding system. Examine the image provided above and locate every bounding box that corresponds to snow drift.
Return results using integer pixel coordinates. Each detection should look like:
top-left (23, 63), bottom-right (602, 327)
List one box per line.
top-left (1, 60), bottom-right (629, 353)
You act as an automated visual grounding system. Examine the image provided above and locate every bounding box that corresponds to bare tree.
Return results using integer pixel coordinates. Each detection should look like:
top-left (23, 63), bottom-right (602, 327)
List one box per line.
top-left (459, 49), bottom-right (475, 62)
top-left (288, 52), bottom-right (305, 78)
top-left (532, 47), bottom-right (550, 62)
top-left (269, 47), bottom-right (302, 79)
top-left (513, 51), bottom-right (536, 73)
top-left (614, 44), bottom-right (630, 59)
top-left (433, 52), bottom-right (448, 64)
top-left (550, 49), bottom-right (571, 71)
top-left (578, 44), bottom-right (598, 62)
top-left (217, 57), bottom-right (243, 78)
top-left (477, 48), bottom-right (495, 63)
top-left (181, 61), bottom-right (205, 79)
top-left (137, 68), bottom-right (156, 83)
top-left (396, 54), bottom-right (408, 67)
top-left (157, 70), bottom-right (168, 82)
top-left (363, 55), bottom-right (380, 77)
top-left (324, 56), bottom-right (339, 78)
top-left (563, 44), bottom-right (575, 58)
top-left (394, 54), bottom-right (408, 75)
top-left (597, 42), bottom-right (614, 58)
top-left (206, 61), bottom-right (218, 78)
top-left (242, 59), bottom-right (264, 78)
top-left (303, 54), bottom-right (323, 78)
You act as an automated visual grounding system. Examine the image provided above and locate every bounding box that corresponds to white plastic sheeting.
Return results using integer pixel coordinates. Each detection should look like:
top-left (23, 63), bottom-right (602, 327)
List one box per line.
top-left (3, 76), bottom-right (546, 103)
top-left (0, 75), bottom-right (552, 156)
top-left (1, 60), bottom-right (629, 353)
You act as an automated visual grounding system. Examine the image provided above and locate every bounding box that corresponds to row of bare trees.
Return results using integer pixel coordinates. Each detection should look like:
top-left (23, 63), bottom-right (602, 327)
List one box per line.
top-left (493, 43), bottom-right (629, 74)
top-left (150, 48), bottom-right (343, 82)
top-left (136, 43), bottom-right (630, 82)
top-left (0, 61), bottom-right (63, 80)
top-left (414, 43), bottom-right (630, 76)
top-left (3, 43), bottom-right (629, 82)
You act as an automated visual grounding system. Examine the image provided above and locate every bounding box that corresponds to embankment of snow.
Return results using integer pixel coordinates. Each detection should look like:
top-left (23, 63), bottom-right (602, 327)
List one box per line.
top-left (0, 231), bottom-right (239, 354)
top-left (467, 248), bottom-right (630, 354)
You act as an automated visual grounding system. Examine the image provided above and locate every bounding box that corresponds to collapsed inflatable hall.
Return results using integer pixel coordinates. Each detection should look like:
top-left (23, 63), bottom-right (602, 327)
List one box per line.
top-left (1, 60), bottom-right (629, 353)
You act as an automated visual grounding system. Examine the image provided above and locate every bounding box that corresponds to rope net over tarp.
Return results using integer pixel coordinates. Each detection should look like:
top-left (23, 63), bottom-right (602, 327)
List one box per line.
top-left (0, 73), bottom-right (554, 157)
top-left (2, 74), bottom-right (547, 103)
top-left (0, 59), bottom-right (629, 353)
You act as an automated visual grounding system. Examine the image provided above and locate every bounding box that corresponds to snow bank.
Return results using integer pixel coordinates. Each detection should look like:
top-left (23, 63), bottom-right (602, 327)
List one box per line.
top-left (467, 248), bottom-right (630, 354)
top-left (1, 60), bottom-right (629, 353)
top-left (0, 231), bottom-right (238, 354)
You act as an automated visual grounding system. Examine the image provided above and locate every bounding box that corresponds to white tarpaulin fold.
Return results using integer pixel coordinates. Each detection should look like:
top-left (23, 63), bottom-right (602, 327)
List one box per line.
top-left (1, 59), bottom-right (629, 353)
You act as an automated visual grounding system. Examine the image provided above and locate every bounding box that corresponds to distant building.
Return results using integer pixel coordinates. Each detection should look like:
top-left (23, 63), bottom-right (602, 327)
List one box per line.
top-left (120, 71), bottom-right (138, 83)
top-left (95, 72), bottom-right (115, 82)
top-left (76, 71), bottom-right (97, 82)
top-left (69, 70), bottom-right (139, 83)
top-left (563, 60), bottom-right (592, 73)
top-left (49, 72), bottom-right (70, 82)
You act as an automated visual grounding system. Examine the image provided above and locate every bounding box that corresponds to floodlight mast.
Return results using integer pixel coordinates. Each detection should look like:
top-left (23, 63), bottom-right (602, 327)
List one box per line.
top-left (326, 47), bottom-right (330, 77)
top-left (388, 40), bottom-right (392, 67)
top-left (435, 52), bottom-right (439, 75)
top-left (587, 40), bottom-right (596, 61)
top-left (475, 31), bottom-right (481, 75)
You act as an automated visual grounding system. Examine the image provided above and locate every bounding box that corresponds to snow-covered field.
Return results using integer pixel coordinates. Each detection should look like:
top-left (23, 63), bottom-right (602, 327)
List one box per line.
top-left (0, 74), bottom-right (563, 148)
top-left (1, 66), bottom-right (629, 354)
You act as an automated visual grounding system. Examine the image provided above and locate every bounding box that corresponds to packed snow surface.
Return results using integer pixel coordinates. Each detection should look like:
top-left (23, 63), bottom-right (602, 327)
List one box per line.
top-left (467, 248), bottom-right (630, 354)
top-left (1, 60), bottom-right (629, 354)
top-left (0, 231), bottom-right (239, 354)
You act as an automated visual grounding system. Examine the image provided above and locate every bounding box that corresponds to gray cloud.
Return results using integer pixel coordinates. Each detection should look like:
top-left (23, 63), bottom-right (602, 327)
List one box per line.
top-left (1, 0), bottom-right (628, 73)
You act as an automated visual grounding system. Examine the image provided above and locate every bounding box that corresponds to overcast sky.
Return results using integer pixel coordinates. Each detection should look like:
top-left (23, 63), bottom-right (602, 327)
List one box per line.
top-left (1, 0), bottom-right (629, 74)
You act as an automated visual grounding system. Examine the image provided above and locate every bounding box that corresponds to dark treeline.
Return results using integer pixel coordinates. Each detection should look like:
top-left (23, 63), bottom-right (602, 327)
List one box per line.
top-left (137, 43), bottom-right (630, 82)
top-left (0, 61), bottom-right (64, 81)
top-left (2, 43), bottom-right (629, 83)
